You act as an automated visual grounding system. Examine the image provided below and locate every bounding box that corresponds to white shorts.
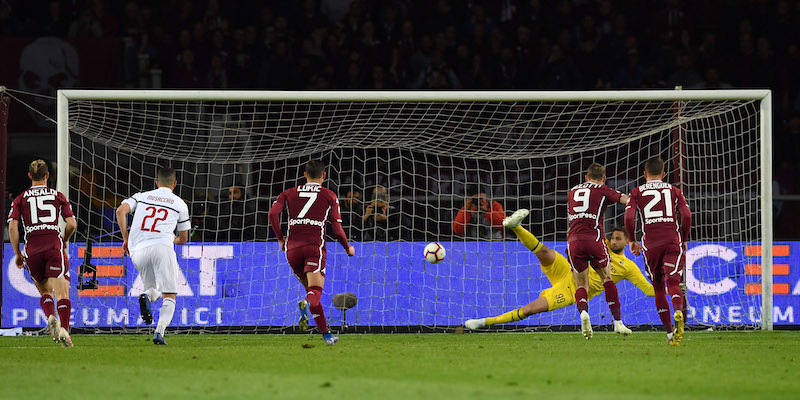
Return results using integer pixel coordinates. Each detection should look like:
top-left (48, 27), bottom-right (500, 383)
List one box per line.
top-left (130, 244), bottom-right (179, 294)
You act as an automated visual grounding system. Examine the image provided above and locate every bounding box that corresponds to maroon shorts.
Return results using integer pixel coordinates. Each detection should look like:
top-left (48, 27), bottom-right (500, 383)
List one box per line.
top-left (566, 239), bottom-right (610, 273)
top-left (286, 245), bottom-right (327, 280)
top-left (642, 243), bottom-right (684, 282)
top-left (25, 248), bottom-right (70, 283)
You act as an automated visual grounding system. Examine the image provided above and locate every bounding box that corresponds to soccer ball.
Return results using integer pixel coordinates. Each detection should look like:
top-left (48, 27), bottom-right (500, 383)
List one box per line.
top-left (424, 242), bottom-right (446, 263)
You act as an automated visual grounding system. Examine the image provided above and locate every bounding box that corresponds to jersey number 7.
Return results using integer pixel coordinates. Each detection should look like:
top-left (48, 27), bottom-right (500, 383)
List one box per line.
top-left (297, 192), bottom-right (318, 218)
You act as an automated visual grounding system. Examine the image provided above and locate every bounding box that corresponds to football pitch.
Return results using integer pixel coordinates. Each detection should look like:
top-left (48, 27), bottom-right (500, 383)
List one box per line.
top-left (1, 331), bottom-right (798, 400)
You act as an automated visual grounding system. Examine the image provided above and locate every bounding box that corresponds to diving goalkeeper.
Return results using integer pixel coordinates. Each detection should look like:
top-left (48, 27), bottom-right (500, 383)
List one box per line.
top-left (464, 209), bottom-right (654, 331)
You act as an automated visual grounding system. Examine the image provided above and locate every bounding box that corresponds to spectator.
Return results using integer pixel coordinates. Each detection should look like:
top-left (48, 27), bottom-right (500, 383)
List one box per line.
top-left (321, 0), bottom-right (355, 25)
top-left (411, 50), bottom-right (460, 89)
top-left (362, 185), bottom-right (399, 241)
top-left (538, 43), bottom-right (581, 89)
top-left (613, 49), bottom-right (645, 88)
top-left (452, 193), bottom-right (506, 240)
top-left (666, 53), bottom-right (703, 88)
top-left (690, 66), bottom-right (732, 89)
top-left (339, 189), bottom-right (363, 241)
top-left (171, 49), bottom-right (204, 88)
top-left (68, 6), bottom-right (103, 38)
top-left (41, 1), bottom-right (69, 37)
top-left (207, 54), bottom-right (228, 88)
top-left (215, 185), bottom-right (257, 241)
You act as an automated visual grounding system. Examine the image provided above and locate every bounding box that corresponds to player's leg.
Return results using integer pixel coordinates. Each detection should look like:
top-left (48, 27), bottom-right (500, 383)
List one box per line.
top-left (301, 247), bottom-right (336, 345)
top-left (465, 296), bottom-right (549, 329)
top-left (305, 271), bottom-right (335, 343)
top-left (131, 250), bottom-right (157, 325)
top-left (573, 268), bottom-right (593, 339)
top-left (592, 239), bottom-right (624, 329)
top-left (52, 275), bottom-right (74, 347)
top-left (289, 246), bottom-right (313, 331)
top-left (49, 247), bottom-right (74, 346)
top-left (153, 292), bottom-right (176, 345)
top-left (569, 244), bottom-right (592, 339)
top-left (663, 248), bottom-right (686, 345)
top-left (503, 209), bottom-right (549, 258)
top-left (32, 276), bottom-right (59, 342)
top-left (645, 249), bottom-right (675, 343)
top-left (152, 247), bottom-right (179, 345)
top-left (594, 264), bottom-right (631, 336)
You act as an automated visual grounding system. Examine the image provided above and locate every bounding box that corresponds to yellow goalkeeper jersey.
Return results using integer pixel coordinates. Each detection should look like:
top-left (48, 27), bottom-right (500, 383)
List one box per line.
top-left (587, 240), bottom-right (654, 299)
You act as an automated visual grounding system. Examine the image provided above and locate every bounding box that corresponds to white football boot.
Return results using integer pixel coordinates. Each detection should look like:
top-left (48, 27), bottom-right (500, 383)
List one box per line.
top-left (613, 320), bottom-right (632, 336)
top-left (464, 318), bottom-right (487, 330)
top-left (46, 315), bottom-right (60, 343)
top-left (580, 310), bottom-right (593, 339)
top-left (502, 209), bottom-right (530, 229)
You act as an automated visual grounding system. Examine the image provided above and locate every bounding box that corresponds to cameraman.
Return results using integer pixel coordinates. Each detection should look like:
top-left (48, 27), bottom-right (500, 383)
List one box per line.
top-left (452, 193), bottom-right (506, 239)
top-left (362, 185), bottom-right (398, 241)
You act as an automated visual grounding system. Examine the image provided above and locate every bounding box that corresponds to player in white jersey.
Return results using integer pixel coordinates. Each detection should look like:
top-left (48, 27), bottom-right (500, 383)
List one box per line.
top-left (115, 167), bottom-right (190, 345)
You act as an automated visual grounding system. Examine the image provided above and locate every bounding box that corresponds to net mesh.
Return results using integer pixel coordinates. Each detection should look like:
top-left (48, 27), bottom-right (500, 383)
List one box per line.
top-left (62, 96), bottom-right (763, 332)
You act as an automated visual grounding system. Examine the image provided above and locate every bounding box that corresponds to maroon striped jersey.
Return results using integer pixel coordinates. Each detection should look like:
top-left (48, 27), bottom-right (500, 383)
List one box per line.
top-left (7, 185), bottom-right (74, 255)
top-left (567, 182), bottom-right (623, 242)
top-left (625, 180), bottom-right (692, 247)
top-left (268, 182), bottom-right (349, 251)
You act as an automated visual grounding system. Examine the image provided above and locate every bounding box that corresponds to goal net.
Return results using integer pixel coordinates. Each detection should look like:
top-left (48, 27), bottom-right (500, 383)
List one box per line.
top-left (40, 90), bottom-right (773, 332)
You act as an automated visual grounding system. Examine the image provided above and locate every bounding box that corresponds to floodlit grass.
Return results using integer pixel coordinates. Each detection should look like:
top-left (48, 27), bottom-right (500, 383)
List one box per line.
top-left (1, 331), bottom-right (798, 399)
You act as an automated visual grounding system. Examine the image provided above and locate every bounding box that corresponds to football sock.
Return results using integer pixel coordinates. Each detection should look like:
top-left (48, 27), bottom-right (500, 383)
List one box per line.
top-left (56, 299), bottom-right (71, 331)
top-left (575, 287), bottom-right (589, 314)
top-left (306, 285), bottom-right (323, 308)
top-left (654, 288), bottom-right (674, 332)
top-left (40, 294), bottom-right (55, 317)
top-left (666, 276), bottom-right (685, 312)
top-left (156, 298), bottom-right (176, 336)
top-left (485, 308), bottom-right (527, 326)
top-left (510, 226), bottom-right (543, 253)
top-left (603, 281), bottom-right (622, 320)
top-left (310, 303), bottom-right (329, 334)
top-left (145, 288), bottom-right (162, 302)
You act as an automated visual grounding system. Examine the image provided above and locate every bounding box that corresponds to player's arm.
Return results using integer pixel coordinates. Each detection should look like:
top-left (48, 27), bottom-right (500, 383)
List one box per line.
top-left (452, 200), bottom-right (473, 236)
top-left (174, 203), bottom-right (191, 245)
top-left (676, 189), bottom-right (692, 244)
top-left (63, 216), bottom-right (77, 245)
top-left (330, 196), bottom-right (355, 256)
top-left (624, 192), bottom-right (641, 255)
top-left (8, 197), bottom-right (23, 267)
top-left (268, 192), bottom-right (287, 250)
top-left (116, 202), bottom-right (132, 254)
top-left (57, 193), bottom-right (77, 245)
top-left (484, 201), bottom-right (506, 230)
top-left (606, 186), bottom-right (628, 206)
top-left (8, 220), bottom-right (23, 268)
top-left (625, 262), bottom-right (655, 296)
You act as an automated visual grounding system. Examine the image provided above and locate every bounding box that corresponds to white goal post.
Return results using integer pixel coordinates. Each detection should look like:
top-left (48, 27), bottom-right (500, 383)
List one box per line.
top-left (56, 89), bottom-right (773, 331)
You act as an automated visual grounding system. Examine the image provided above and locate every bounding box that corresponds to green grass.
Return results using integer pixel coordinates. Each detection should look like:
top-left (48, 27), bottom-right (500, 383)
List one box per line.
top-left (1, 331), bottom-right (799, 400)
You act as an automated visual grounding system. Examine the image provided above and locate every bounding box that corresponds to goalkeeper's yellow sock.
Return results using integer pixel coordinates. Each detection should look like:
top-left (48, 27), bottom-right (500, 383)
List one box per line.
top-left (485, 308), bottom-right (527, 326)
top-left (511, 226), bottom-right (543, 253)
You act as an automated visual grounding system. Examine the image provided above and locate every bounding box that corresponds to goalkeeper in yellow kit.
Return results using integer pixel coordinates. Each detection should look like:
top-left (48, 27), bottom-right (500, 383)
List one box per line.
top-left (464, 209), bottom-right (654, 332)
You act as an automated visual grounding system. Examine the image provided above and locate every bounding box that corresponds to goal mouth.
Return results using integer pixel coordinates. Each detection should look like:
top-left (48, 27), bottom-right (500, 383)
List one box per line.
top-left (2, 89), bottom-right (773, 332)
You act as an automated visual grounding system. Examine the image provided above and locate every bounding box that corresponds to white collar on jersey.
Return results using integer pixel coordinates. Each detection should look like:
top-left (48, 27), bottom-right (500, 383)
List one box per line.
top-left (304, 182), bottom-right (321, 185)
top-left (155, 186), bottom-right (174, 192)
top-left (30, 185), bottom-right (47, 188)
top-left (646, 179), bottom-right (664, 182)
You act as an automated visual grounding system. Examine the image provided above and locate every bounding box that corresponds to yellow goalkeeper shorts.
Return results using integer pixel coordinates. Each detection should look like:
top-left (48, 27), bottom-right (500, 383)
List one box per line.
top-left (539, 252), bottom-right (576, 311)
